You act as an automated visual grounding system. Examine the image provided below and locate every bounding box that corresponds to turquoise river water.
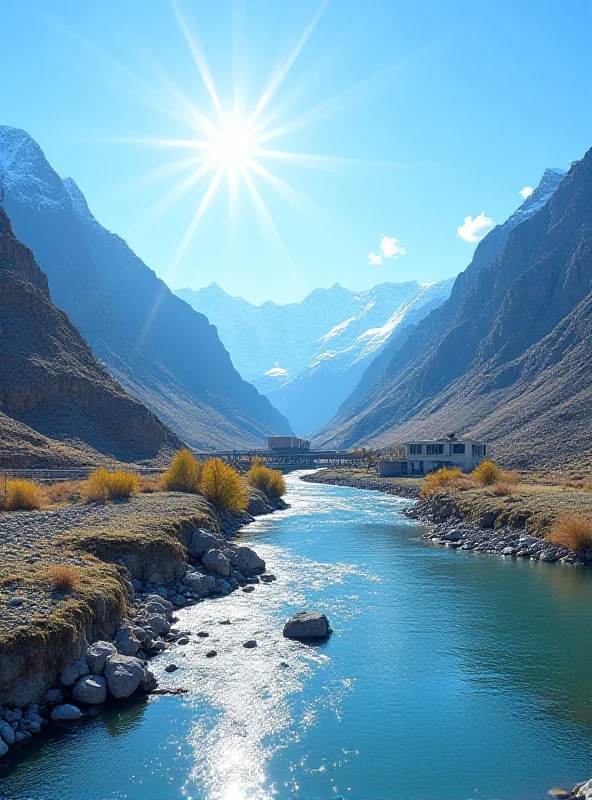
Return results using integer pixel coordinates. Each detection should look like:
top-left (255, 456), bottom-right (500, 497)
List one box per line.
top-left (2, 471), bottom-right (592, 800)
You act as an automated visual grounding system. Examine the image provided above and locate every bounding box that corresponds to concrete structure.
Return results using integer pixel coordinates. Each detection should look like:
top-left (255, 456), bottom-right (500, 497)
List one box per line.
top-left (378, 436), bottom-right (488, 477)
top-left (267, 436), bottom-right (311, 453)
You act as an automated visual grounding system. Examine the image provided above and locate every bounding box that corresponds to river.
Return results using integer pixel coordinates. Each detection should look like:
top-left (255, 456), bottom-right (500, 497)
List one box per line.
top-left (2, 471), bottom-right (592, 800)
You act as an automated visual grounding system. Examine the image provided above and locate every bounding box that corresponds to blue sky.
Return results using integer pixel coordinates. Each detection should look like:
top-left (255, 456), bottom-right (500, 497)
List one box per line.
top-left (3, 0), bottom-right (592, 304)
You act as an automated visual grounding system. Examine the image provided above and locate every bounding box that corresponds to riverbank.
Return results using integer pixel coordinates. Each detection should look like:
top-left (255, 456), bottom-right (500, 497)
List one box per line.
top-left (307, 468), bottom-right (592, 565)
top-left (301, 467), bottom-right (421, 499)
top-left (0, 488), bottom-right (284, 760)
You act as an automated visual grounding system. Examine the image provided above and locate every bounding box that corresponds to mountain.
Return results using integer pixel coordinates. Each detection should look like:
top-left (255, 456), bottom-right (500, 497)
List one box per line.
top-left (175, 279), bottom-right (454, 434)
top-left (0, 205), bottom-right (180, 467)
top-left (313, 159), bottom-right (592, 469)
top-left (0, 126), bottom-right (292, 450)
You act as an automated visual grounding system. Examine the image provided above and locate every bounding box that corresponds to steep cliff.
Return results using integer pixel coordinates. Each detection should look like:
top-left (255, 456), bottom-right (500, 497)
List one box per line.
top-left (0, 206), bottom-right (180, 466)
top-left (316, 159), bottom-right (592, 468)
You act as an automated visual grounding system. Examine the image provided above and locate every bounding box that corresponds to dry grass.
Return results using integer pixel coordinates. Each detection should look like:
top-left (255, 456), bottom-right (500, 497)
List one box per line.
top-left (491, 481), bottom-right (514, 496)
top-left (48, 564), bottom-right (79, 592)
top-left (0, 479), bottom-right (44, 511)
top-left (201, 458), bottom-right (248, 512)
top-left (45, 480), bottom-right (82, 505)
top-left (247, 461), bottom-right (287, 499)
top-left (138, 475), bottom-right (162, 493)
top-left (162, 449), bottom-right (203, 493)
top-left (82, 468), bottom-right (140, 502)
top-left (420, 467), bottom-right (463, 498)
top-left (548, 514), bottom-right (592, 554)
top-left (472, 460), bottom-right (504, 486)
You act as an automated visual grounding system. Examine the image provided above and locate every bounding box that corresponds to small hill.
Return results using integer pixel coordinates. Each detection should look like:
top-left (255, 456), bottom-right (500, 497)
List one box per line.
top-left (0, 206), bottom-right (180, 467)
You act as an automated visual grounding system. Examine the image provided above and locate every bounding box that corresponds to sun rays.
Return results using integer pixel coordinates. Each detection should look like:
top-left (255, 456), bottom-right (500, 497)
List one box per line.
top-left (83, 0), bottom-right (421, 281)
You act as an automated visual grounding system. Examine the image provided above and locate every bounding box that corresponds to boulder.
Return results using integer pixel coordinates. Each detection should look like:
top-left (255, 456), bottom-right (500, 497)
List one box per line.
top-left (201, 575), bottom-right (217, 592)
top-left (72, 676), bottom-right (107, 705)
top-left (146, 613), bottom-right (170, 637)
top-left (139, 667), bottom-right (157, 694)
top-left (51, 704), bottom-right (83, 721)
top-left (183, 573), bottom-right (210, 596)
top-left (283, 611), bottom-right (331, 640)
top-left (202, 549), bottom-right (231, 577)
top-left (0, 721), bottom-right (15, 745)
top-left (115, 626), bottom-right (141, 657)
top-left (86, 641), bottom-right (117, 675)
top-left (187, 529), bottom-right (222, 558)
top-left (60, 658), bottom-right (89, 687)
top-left (0, 739), bottom-right (8, 757)
top-left (236, 546), bottom-right (265, 575)
top-left (104, 655), bottom-right (145, 699)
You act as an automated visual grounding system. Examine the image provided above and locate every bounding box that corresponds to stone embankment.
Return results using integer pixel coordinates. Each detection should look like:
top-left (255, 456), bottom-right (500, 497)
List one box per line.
top-left (301, 469), bottom-right (420, 500)
top-left (406, 493), bottom-right (582, 564)
top-left (0, 488), bottom-right (285, 761)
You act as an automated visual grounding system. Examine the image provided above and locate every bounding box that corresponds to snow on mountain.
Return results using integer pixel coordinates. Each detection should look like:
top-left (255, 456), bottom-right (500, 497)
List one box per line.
top-left (175, 278), bottom-right (454, 434)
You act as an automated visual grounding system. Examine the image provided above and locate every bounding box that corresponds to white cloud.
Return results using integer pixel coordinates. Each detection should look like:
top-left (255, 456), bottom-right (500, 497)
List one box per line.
top-left (380, 235), bottom-right (406, 259)
top-left (457, 212), bottom-right (495, 243)
top-left (519, 186), bottom-right (534, 200)
top-left (368, 252), bottom-right (383, 266)
top-left (264, 365), bottom-right (289, 378)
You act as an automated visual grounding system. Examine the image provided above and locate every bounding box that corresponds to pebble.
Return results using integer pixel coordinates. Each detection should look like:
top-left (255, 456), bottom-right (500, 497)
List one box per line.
top-left (164, 664), bottom-right (178, 673)
top-left (176, 637), bottom-right (189, 645)
top-left (243, 640), bottom-right (257, 649)
top-left (205, 650), bottom-right (217, 658)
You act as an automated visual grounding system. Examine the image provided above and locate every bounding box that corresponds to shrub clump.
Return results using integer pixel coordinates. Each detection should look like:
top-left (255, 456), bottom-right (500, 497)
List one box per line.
top-left (0, 478), bottom-right (44, 511)
top-left (548, 514), bottom-right (592, 554)
top-left (201, 458), bottom-right (248, 512)
top-left (247, 460), bottom-right (287, 499)
top-left (420, 467), bottom-right (463, 498)
top-left (162, 448), bottom-right (203, 493)
top-left (472, 460), bottom-right (503, 486)
top-left (83, 468), bottom-right (140, 502)
top-left (48, 564), bottom-right (79, 592)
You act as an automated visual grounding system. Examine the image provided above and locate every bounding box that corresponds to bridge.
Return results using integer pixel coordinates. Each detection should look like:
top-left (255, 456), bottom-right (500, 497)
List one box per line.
top-left (194, 449), bottom-right (365, 469)
top-left (0, 450), bottom-right (364, 482)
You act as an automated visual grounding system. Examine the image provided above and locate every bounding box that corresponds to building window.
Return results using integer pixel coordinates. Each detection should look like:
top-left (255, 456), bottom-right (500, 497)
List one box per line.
top-left (472, 444), bottom-right (484, 457)
top-left (409, 444), bottom-right (422, 455)
top-left (426, 444), bottom-right (444, 456)
top-left (453, 443), bottom-right (465, 454)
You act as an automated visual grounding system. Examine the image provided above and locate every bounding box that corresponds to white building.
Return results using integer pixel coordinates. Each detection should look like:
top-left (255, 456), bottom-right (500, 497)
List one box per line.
top-left (378, 436), bottom-right (488, 477)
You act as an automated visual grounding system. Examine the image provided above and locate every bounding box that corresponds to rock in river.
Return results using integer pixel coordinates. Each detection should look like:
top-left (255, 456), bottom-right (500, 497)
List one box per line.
top-left (72, 675), bottom-right (107, 705)
top-left (104, 655), bottom-right (145, 699)
top-left (51, 704), bottom-right (83, 721)
top-left (283, 611), bottom-right (331, 640)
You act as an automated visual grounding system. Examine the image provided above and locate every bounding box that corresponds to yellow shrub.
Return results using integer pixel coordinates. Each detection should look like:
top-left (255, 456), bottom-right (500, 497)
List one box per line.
top-left (420, 467), bottom-right (463, 498)
top-left (472, 460), bottom-right (503, 486)
top-left (548, 514), bottom-right (592, 554)
top-left (48, 564), bottom-right (79, 592)
top-left (107, 470), bottom-right (140, 499)
top-left (0, 479), bottom-right (44, 511)
top-left (247, 462), bottom-right (287, 499)
top-left (201, 458), bottom-right (248, 512)
top-left (82, 468), bottom-right (140, 502)
top-left (162, 448), bottom-right (203, 493)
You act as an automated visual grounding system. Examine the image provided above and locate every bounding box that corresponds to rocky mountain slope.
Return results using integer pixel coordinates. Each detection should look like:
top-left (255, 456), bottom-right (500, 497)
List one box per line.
top-left (0, 206), bottom-right (180, 467)
top-left (313, 161), bottom-right (592, 469)
top-left (176, 279), bottom-right (453, 434)
top-left (0, 126), bottom-right (291, 449)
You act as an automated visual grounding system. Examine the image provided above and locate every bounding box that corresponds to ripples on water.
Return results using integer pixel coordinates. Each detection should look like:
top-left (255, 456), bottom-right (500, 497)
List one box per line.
top-left (2, 471), bottom-right (592, 800)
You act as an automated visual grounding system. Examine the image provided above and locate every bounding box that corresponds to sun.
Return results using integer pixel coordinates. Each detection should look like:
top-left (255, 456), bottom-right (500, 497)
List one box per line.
top-left (209, 118), bottom-right (255, 172)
